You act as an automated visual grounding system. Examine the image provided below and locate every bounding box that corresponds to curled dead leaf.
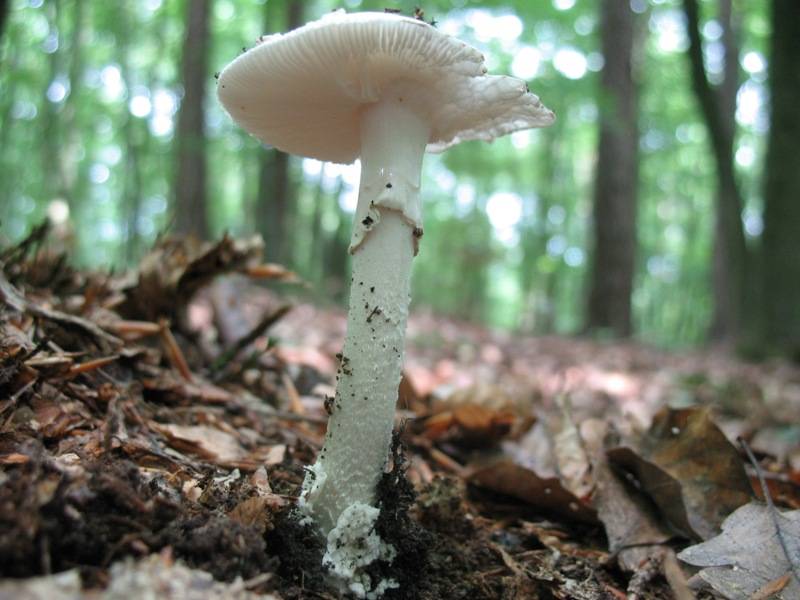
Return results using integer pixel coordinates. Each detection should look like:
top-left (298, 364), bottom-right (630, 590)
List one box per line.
top-left (469, 457), bottom-right (598, 525)
top-left (608, 406), bottom-right (752, 540)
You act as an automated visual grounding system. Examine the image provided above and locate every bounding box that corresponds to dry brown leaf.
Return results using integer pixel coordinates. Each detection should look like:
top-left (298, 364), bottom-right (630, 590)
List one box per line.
top-left (469, 457), bottom-right (598, 525)
top-left (254, 444), bottom-right (286, 466)
top-left (398, 371), bottom-right (423, 413)
top-left (142, 374), bottom-right (235, 405)
top-left (608, 406), bottom-right (752, 540)
top-left (550, 395), bottom-right (593, 501)
top-left (0, 453), bottom-right (30, 465)
top-left (582, 418), bottom-right (673, 572)
top-left (228, 497), bottom-right (273, 534)
top-left (678, 502), bottom-right (800, 599)
top-left (424, 385), bottom-right (521, 447)
top-left (119, 234), bottom-right (265, 321)
top-left (153, 423), bottom-right (246, 464)
top-left (423, 402), bottom-right (517, 446)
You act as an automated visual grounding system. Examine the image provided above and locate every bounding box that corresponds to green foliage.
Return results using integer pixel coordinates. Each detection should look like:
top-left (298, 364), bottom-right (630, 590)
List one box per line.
top-left (0, 0), bottom-right (772, 348)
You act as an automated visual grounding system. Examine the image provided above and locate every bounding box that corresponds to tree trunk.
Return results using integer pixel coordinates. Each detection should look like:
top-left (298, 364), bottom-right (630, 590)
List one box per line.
top-left (257, 149), bottom-right (291, 262)
top-left (709, 0), bottom-right (740, 342)
top-left (762, 0), bottom-right (800, 358)
top-left (119, 0), bottom-right (143, 262)
top-left (173, 0), bottom-right (211, 238)
top-left (39, 1), bottom-right (63, 204)
top-left (62, 0), bottom-right (89, 214)
top-left (683, 0), bottom-right (749, 343)
top-left (0, 0), bottom-right (9, 43)
top-left (586, 0), bottom-right (639, 337)
top-left (521, 128), bottom-right (556, 334)
top-left (309, 163), bottom-right (327, 280)
top-left (255, 0), bottom-right (302, 263)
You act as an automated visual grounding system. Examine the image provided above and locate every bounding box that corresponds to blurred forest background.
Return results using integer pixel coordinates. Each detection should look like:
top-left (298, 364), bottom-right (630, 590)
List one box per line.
top-left (0, 0), bottom-right (798, 356)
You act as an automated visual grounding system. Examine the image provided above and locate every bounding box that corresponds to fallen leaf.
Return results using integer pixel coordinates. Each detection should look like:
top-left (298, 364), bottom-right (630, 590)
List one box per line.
top-left (153, 423), bottom-right (246, 465)
top-left (119, 234), bottom-right (265, 321)
top-left (254, 444), bottom-right (286, 466)
top-left (550, 394), bottom-right (593, 500)
top-left (469, 457), bottom-right (598, 525)
top-left (608, 406), bottom-right (752, 539)
top-left (677, 502), bottom-right (800, 599)
top-left (582, 418), bottom-right (673, 572)
top-left (424, 403), bottom-right (515, 446)
top-left (228, 496), bottom-right (273, 533)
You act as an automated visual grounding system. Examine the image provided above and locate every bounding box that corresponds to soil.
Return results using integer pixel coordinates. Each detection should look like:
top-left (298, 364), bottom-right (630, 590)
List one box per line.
top-left (1, 228), bottom-right (798, 599)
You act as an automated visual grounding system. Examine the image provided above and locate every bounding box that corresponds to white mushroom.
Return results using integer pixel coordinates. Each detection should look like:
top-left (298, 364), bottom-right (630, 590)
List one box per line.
top-left (218, 10), bottom-right (553, 596)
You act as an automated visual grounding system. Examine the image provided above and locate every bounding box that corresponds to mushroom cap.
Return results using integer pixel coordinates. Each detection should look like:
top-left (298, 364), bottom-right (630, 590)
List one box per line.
top-left (218, 10), bottom-right (555, 164)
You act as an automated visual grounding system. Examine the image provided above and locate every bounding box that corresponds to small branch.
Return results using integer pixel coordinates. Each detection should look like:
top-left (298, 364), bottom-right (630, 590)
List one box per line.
top-left (739, 437), bottom-right (800, 586)
top-left (67, 355), bottom-right (120, 377)
top-left (106, 319), bottom-right (162, 338)
top-left (159, 319), bottom-right (193, 382)
top-left (0, 221), bottom-right (50, 264)
top-left (211, 304), bottom-right (291, 374)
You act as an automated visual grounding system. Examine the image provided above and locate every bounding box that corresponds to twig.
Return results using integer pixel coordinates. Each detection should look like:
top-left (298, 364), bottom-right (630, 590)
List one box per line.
top-left (427, 446), bottom-right (469, 478)
top-left (283, 371), bottom-right (305, 416)
top-left (608, 538), bottom-right (678, 562)
top-left (67, 355), bottom-right (119, 376)
top-left (105, 319), bottom-right (162, 338)
top-left (159, 319), bottom-right (193, 382)
top-left (0, 378), bottom-right (37, 422)
top-left (0, 221), bottom-right (50, 264)
top-left (211, 304), bottom-right (291, 374)
top-left (20, 337), bottom-right (50, 363)
top-left (243, 263), bottom-right (297, 281)
top-left (739, 437), bottom-right (800, 586)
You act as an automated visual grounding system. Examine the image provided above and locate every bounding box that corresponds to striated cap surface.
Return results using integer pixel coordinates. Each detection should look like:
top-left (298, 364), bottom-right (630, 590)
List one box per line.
top-left (218, 10), bottom-right (555, 164)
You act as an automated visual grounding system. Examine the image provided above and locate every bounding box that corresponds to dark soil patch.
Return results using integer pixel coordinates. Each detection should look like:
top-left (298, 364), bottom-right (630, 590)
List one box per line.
top-left (0, 450), bottom-right (272, 586)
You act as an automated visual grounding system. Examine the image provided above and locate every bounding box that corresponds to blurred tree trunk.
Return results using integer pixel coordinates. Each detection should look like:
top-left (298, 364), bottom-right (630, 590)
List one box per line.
top-left (119, 0), bottom-right (143, 262)
top-left (586, 0), bottom-right (639, 337)
top-left (683, 0), bottom-right (749, 343)
top-left (173, 0), bottom-right (211, 238)
top-left (257, 148), bottom-right (291, 262)
top-left (325, 206), bottom-right (351, 302)
top-left (521, 128), bottom-right (557, 334)
top-left (0, 0), bottom-right (8, 43)
top-left (62, 0), bottom-right (88, 215)
top-left (762, 0), bottom-right (800, 358)
top-left (256, 0), bottom-right (302, 263)
top-left (40, 1), bottom-right (61, 204)
top-left (309, 163), bottom-right (327, 280)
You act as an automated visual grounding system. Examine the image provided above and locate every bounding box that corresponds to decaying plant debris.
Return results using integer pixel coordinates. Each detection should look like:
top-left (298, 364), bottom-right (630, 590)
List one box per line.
top-left (1, 225), bottom-right (799, 599)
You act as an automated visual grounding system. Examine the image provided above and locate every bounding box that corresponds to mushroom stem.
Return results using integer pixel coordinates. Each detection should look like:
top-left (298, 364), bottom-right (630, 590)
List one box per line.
top-left (301, 98), bottom-right (430, 535)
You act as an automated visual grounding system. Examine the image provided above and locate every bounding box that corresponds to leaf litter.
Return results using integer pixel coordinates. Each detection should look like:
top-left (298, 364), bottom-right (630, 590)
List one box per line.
top-left (1, 224), bottom-right (800, 599)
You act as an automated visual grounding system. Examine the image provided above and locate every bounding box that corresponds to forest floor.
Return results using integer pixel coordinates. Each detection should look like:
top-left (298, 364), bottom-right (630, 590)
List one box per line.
top-left (1, 228), bottom-right (799, 599)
